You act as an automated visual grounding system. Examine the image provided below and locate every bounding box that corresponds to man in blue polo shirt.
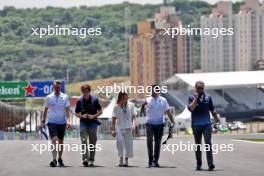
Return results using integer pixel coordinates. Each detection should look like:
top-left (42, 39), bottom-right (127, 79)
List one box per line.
top-left (188, 81), bottom-right (220, 171)
top-left (75, 84), bottom-right (102, 167)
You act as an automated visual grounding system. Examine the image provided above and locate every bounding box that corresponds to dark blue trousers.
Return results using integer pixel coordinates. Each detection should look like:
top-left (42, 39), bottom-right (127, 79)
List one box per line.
top-left (192, 124), bottom-right (214, 167)
top-left (146, 123), bottom-right (164, 163)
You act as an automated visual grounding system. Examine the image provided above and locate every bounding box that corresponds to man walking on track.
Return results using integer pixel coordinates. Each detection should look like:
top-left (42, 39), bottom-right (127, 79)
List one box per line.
top-left (141, 85), bottom-right (175, 168)
top-left (188, 81), bottom-right (220, 171)
top-left (43, 80), bottom-right (71, 167)
top-left (75, 84), bottom-right (103, 167)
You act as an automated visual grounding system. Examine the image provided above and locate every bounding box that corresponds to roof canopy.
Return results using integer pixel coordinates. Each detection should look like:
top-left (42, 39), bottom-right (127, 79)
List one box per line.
top-left (98, 98), bottom-right (116, 119)
top-left (162, 71), bottom-right (264, 89)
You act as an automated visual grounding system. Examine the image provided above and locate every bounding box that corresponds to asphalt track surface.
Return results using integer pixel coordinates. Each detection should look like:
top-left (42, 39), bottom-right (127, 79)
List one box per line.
top-left (0, 134), bottom-right (263, 176)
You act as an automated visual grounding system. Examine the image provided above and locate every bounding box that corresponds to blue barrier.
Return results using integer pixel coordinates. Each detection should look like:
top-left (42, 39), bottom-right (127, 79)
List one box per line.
top-left (0, 131), bottom-right (4, 140)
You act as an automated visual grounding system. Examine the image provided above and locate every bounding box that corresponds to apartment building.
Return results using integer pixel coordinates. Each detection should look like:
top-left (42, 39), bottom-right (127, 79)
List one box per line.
top-left (201, 0), bottom-right (264, 72)
top-left (201, 1), bottom-right (234, 72)
top-left (130, 6), bottom-right (193, 98)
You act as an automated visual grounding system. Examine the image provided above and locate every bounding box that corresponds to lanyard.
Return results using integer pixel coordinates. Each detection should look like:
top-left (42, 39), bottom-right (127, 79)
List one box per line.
top-left (121, 103), bottom-right (127, 114)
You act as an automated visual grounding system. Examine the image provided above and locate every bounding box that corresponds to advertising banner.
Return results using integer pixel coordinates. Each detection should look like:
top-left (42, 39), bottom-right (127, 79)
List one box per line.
top-left (0, 81), bottom-right (65, 99)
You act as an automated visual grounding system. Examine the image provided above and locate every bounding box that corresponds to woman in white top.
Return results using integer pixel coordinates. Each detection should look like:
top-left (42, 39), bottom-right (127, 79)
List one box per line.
top-left (112, 91), bottom-right (136, 167)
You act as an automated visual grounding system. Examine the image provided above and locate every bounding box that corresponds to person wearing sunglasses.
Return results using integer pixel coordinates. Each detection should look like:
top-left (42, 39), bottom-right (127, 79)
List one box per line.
top-left (188, 81), bottom-right (220, 171)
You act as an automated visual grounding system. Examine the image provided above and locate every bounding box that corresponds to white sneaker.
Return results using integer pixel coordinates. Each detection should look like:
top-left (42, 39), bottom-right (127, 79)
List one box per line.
top-left (89, 161), bottom-right (94, 167)
top-left (118, 158), bottom-right (123, 167)
top-left (123, 160), bottom-right (128, 167)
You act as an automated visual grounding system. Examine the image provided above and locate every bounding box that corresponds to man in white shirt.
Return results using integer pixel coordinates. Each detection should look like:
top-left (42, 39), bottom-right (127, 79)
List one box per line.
top-left (43, 80), bottom-right (70, 167)
top-left (142, 85), bottom-right (175, 168)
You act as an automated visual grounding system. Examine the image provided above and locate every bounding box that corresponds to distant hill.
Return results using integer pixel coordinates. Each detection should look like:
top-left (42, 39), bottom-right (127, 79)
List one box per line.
top-left (0, 0), bottom-right (243, 83)
top-left (66, 76), bottom-right (129, 95)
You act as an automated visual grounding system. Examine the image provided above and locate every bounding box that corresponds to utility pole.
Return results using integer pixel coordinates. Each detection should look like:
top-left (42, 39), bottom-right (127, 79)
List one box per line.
top-left (123, 7), bottom-right (131, 75)
top-left (164, 0), bottom-right (168, 6)
top-left (73, 37), bottom-right (84, 82)
top-left (164, 0), bottom-right (172, 6)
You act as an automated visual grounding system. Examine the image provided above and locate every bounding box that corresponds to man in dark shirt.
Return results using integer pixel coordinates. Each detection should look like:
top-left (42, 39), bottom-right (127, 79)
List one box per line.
top-left (188, 81), bottom-right (220, 171)
top-left (75, 84), bottom-right (102, 167)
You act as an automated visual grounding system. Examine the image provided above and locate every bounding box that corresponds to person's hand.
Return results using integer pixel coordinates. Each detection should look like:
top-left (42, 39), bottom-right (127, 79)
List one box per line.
top-left (82, 114), bottom-right (88, 119)
top-left (41, 120), bottom-right (46, 127)
top-left (87, 114), bottom-right (95, 119)
top-left (193, 92), bottom-right (199, 102)
top-left (191, 93), bottom-right (199, 108)
top-left (212, 112), bottom-right (220, 123)
top-left (132, 124), bottom-right (136, 130)
top-left (66, 120), bottom-right (71, 129)
top-left (111, 130), bottom-right (116, 138)
top-left (215, 116), bottom-right (221, 123)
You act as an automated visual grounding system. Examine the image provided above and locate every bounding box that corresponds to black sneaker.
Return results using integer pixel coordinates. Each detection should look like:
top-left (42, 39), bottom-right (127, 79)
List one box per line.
top-left (153, 161), bottom-right (160, 168)
top-left (208, 164), bottom-right (215, 171)
top-left (118, 158), bottom-right (123, 167)
top-left (49, 159), bottom-right (57, 167)
top-left (58, 158), bottom-right (64, 167)
top-left (148, 160), bottom-right (154, 168)
top-left (83, 160), bottom-right (89, 167)
top-left (196, 166), bottom-right (202, 171)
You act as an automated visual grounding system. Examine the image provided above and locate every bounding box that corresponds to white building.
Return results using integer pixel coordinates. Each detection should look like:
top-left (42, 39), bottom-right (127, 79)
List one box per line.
top-left (234, 0), bottom-right (264, 71)
top-left (201, 1), bottom-right (234, 72)
top-left (201, 0), bottom-right (264, 72)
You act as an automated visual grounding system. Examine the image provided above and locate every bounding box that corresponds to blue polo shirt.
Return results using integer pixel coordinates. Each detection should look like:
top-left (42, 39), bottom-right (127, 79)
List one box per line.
top-left (188, 93), bottom-right (215, 126)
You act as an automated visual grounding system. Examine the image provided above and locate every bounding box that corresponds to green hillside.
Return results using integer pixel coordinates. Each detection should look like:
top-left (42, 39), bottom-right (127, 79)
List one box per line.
top-left (66, 76), bottom-right (129, 95)
top-left (0, 0), bottom-right (244, 83)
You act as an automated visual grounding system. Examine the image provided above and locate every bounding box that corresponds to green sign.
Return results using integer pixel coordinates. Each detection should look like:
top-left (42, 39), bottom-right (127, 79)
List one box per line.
top-left (0, 82), bottom-right (28, 99)
top-left (0, 81), bottom-right (65, 99)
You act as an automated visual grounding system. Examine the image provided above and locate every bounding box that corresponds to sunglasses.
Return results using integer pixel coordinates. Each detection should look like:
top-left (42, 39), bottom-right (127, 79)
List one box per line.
top-left (197, 87), bottom-right (204, 90)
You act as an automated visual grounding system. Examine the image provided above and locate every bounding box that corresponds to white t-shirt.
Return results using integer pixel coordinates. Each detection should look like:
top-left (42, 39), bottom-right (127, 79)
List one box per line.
top-left (44, 92), bottom-right (70, 124)
top-left (113, 102), bottom-right (136, 130)
top-left (145, 96), bottom-right (170, 125)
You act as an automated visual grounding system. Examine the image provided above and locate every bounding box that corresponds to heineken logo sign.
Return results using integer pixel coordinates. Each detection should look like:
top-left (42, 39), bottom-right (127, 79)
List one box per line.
top-left (0, 81), bottom-right (65, 99)
top-left (0, 86), bottom-right (20, 95)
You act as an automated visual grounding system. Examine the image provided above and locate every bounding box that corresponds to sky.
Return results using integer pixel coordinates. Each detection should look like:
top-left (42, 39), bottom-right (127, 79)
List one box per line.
top-left (0, 0), bottom-right (246, 9)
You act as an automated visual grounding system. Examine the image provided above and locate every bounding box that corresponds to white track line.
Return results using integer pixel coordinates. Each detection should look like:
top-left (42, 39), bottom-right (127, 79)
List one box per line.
top-left (232, 139), bottom-right (264, 144)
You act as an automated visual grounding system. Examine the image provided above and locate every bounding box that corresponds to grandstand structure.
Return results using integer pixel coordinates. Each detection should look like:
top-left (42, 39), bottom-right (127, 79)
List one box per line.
top-left (162, 71), bottom-right (264, 121)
